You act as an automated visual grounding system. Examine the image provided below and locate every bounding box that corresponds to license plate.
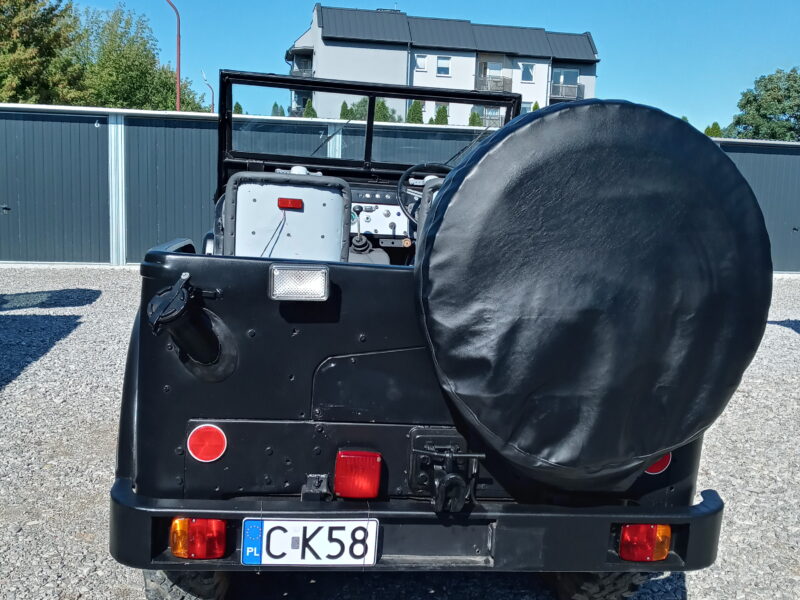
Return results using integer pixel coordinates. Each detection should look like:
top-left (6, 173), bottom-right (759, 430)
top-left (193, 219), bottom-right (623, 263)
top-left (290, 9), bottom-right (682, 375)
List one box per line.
top-left (241, 519), bottom-right (379, 566)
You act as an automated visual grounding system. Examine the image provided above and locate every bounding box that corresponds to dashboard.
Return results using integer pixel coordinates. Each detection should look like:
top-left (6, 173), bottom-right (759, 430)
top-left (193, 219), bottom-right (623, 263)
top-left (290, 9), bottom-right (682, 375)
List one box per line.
top-left (350, 184), bottom-right (410, 239)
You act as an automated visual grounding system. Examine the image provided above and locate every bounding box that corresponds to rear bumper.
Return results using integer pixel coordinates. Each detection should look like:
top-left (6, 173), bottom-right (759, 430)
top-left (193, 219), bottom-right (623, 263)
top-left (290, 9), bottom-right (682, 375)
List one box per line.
top-left (110, 477), bottom-right (723, 572)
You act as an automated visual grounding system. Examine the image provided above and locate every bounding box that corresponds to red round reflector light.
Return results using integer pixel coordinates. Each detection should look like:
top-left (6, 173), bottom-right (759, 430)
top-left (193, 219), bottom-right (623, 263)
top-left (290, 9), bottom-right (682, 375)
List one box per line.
top-left (644, 452), bottom-right (672, 475)
top-left (187, 424), bottom-right (227, 463)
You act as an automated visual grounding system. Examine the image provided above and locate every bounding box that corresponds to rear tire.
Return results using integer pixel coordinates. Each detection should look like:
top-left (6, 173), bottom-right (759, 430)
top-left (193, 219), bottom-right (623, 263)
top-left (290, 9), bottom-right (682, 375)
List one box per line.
top-left (548, 572), bottom-right (652, 600)
top-left (143, 570), bottom-right (229, 600)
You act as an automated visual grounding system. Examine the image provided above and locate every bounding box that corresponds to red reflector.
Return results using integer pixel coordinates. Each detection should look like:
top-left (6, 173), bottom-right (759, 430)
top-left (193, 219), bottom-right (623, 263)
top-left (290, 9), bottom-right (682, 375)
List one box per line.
top-left (277, 197), bottom-right (304, 210)
top-left (645, 452), bottom-right (672, 475)
top-left (334, 450), bottom-right (382, 498)
top-left (187, 424), bottom-right (227, 463)
top-left (170, 517), bottom-right (227, 559)
top-left (619, 524), bottom-right (671, 562)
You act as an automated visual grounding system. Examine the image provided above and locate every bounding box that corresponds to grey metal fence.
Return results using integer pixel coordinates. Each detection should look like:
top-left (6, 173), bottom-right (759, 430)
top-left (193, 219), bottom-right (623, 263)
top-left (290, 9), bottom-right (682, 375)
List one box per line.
top-left (1, 104), bottom-right (799, 270)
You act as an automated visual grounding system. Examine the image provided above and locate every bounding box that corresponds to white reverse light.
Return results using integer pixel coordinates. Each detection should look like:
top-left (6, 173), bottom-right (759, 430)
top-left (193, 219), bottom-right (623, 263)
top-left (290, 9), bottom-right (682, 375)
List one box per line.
top-left (269, 264), bottom-right (330, 301)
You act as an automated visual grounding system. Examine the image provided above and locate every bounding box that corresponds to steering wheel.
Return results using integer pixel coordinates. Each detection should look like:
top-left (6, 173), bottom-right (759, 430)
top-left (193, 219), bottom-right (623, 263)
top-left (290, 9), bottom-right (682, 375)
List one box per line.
top-left (397, 163), bottom-right (453, 225)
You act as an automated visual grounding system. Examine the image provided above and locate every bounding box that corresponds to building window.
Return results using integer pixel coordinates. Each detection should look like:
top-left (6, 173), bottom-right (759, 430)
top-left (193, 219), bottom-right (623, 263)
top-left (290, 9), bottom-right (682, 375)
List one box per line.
top-left (521, 63), bottom-right (534, 83)
top-left (521, 102), bottom-right (533, 113)
top-left (552, 68), bottom-right (580, 86)
top-left (415, 54), bottom-right (427, 71)
top-left (436, 56), bottom-right (451, 77)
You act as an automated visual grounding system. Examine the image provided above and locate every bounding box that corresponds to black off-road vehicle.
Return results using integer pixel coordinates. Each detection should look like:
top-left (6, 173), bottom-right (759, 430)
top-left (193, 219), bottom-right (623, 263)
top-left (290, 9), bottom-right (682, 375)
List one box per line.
top-left (110, 71), bottom-right (772, 600)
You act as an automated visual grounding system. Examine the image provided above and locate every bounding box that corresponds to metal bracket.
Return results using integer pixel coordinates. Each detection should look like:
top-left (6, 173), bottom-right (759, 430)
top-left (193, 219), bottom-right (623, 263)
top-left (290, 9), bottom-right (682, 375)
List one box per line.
top-left (300, 473), bottom-right (332, 501)
top-left (409, 429), bottom-right (484, 513)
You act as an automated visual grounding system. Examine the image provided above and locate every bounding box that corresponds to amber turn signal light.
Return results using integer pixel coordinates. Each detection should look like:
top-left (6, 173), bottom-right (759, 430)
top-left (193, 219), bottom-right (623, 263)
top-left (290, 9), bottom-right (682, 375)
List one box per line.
top-left (619, 524), bottom-right (671, 562)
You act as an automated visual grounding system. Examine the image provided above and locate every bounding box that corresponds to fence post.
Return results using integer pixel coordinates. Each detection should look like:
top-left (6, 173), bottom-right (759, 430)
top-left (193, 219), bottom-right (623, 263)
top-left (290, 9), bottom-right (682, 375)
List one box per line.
top-left (108, 113), bottom-right (127, 265)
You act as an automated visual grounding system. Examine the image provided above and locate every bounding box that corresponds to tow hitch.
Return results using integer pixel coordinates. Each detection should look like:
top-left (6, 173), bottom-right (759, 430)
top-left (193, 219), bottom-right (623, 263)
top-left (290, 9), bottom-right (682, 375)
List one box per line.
top-left (409, 429), bottom-right (485, 513)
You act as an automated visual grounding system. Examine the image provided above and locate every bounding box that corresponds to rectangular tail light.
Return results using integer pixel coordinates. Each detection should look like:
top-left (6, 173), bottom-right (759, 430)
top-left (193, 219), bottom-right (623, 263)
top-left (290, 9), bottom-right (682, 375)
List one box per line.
top-left (170, 517), bottom-right (227, 559)
top-left (277, 197), bottom-right (304, 210)
top-left (334, 450), bottom-right (382, 498)
top-left (619, 523), bottom-right (671, 562)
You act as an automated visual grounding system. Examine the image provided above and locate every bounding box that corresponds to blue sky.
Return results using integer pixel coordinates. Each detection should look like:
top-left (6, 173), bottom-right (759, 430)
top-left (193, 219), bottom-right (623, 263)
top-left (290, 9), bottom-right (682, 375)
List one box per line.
top-left (80, 0), bottom-right (799, 128)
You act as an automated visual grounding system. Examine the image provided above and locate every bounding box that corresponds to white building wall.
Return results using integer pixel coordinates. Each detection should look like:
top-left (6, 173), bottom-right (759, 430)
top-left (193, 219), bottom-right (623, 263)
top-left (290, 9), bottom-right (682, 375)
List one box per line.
top-left (307, 16), bottom-right (409, 119)
top-left (509, 57), bottom-right (551, 110)
top-left (411, 49), bottom-right (476, 125)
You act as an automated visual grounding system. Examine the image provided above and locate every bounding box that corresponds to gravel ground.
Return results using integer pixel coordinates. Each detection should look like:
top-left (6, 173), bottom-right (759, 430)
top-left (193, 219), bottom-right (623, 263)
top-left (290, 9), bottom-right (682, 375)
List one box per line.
top-left (0, 266), bottom-right (797, 600)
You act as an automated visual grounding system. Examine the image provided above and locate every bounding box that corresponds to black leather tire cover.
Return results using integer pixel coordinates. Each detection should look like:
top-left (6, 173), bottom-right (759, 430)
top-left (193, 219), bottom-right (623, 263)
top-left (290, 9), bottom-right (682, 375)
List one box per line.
top-left (415, 100), bottom-right (772, 491)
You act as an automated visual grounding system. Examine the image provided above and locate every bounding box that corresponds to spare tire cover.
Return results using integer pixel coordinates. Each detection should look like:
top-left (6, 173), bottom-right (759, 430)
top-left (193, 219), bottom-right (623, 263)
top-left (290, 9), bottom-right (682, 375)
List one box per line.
top-left (415, 100), bottom-right (772, 491)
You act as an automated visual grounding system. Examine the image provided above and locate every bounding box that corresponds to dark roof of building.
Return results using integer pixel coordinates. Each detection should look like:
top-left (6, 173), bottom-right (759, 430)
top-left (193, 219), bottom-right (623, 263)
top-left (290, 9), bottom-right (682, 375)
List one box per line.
top-left (313, 5), bottom-right (598, 62)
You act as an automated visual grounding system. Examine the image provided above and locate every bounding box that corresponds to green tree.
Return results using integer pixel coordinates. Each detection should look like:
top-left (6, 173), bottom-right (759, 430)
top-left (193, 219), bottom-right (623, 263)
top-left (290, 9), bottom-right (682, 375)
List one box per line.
top-left (703, 121), bottom-right (723, 137)
top-left (233, 101), bottom-right (243, 114)
top-left (271, 101), bottom-right (283, 116)
top-left (532, 101), bottom-right (540, 111)
top-left (78, 6), bottom-right (204, 110)
top-left (374, 98), bottom-right (398, 122)
top-left (0, 0), bottom-right (85, 104)
top-left (468, 110), bottom-right (483, 126)
top-left (346, 97), bottom-right (368, 120)
top-left (303, 100), bottom-right (317, 118)
top-left (434, 104), bottom-right (448, 125)
top-left (681, 115), bottom-right (690, 123)
top-left (339, 100), bottom-right (353, 119)
top-left (732, 67), bottom-right (800, 141)
top-left (278, 104), bottom-right (285, 116)
top-left (406, 99), bottom-right (423, 123)
top-left (428, 117), bottom-right (434, 124)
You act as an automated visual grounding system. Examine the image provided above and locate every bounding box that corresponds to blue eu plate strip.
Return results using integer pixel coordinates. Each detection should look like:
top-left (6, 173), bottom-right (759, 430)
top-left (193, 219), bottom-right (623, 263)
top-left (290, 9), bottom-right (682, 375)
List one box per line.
top-left (241, 520), bottom-right (263, 565)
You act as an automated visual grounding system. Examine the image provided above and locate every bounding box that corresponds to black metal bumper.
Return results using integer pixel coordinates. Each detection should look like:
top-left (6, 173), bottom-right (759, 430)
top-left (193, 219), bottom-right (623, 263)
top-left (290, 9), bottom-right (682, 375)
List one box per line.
top-left (110, 478), bottom-right (723, 572)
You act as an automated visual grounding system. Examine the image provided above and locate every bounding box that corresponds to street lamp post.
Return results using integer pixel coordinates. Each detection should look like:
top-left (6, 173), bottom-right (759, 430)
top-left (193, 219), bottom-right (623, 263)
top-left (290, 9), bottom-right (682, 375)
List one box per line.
top-left (164, 0), bottom-right (181, 111)
top-left (201, 70), bottom-right (215, 113)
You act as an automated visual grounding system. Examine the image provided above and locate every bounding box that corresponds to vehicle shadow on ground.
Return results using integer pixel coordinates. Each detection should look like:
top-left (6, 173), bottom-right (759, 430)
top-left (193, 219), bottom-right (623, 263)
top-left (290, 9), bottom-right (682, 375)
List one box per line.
top-left (0, 288), bottom-right (101, 312)
top-left (228, 571), bottom-right (686, 600)
top-left (768, 319), bottom-right (800, 334)
top-left (0, 314), bottom-right (83, 389)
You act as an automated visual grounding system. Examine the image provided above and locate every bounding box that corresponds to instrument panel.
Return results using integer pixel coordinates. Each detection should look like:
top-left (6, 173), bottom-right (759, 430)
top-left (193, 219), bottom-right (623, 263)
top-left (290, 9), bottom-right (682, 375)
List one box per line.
top-left (350, 185), bottom-right (410, 238)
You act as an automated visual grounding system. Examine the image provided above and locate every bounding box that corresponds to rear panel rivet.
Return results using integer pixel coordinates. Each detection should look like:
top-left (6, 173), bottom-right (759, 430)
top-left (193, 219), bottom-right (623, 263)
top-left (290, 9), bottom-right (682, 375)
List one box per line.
top-left (174, 446), bottom-right (184, 455)
top-left (163, 385), bottom-right (171, 393)
top-left (247, 329), bottom-right (256, 338)
top-left (265, 446), bottom-right (273, 455)
top-left (313, 446), bottom-right (321, 455)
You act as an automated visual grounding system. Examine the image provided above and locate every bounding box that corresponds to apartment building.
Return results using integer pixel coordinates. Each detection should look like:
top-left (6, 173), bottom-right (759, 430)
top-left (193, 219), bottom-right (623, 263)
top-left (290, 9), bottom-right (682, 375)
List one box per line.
top-left (285, 4), bottom-right (599, 124)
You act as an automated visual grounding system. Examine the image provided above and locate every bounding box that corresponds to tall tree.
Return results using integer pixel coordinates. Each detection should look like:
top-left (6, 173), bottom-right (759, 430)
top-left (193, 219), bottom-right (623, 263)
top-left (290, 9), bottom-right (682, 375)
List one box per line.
top-left (434, 104), bottom-right (448, 125)
top-left (532, 101), bottom-right (540, 111)
top-left (77, 6), bottom-right (204, 111)
top-left (0, 0), bottom-right (84, 104)
top-left (303, 100), bottom-right (317, 118)
top-left (271, 101), bottom-right (282, 116)
top-left (374, 98), bottom-right (398, 122)
top-left (732, 67), bottom-right (800, 141)
top-left (704, 121), bottom-right (723, 137)
top-left (339, 100), bottom-right (353, 119)
top-left (406, 100), bottom-right (423, 123)
top-left (468, 110), bottom-right (483, 126)
top-left (233, 101), bottom-right (243, 114)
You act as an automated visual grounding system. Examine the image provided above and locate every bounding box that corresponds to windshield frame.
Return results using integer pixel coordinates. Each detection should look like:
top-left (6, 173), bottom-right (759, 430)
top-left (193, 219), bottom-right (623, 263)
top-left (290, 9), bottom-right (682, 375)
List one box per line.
top-left (216, 70), bottom-right (522, 199)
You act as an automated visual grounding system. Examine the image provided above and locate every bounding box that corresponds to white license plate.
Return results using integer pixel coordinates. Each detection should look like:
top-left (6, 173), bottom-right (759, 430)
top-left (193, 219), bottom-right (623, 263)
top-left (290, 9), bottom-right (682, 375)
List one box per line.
top-left (241, 519), bottom-right (379, 566)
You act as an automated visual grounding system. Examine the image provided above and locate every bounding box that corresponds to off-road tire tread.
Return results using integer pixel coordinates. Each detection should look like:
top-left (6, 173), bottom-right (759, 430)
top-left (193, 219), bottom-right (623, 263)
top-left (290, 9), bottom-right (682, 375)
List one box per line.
top-left (552, 572), bottom-right (652, 600)
top-left (143, 570), bottom-right (229, 600)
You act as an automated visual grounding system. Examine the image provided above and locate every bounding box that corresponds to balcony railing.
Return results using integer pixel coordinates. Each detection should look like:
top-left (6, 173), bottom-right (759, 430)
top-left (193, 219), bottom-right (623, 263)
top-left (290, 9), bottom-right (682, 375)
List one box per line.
top-left (550, 83), bottom-right (585, 101)
top-left (476, 76), bottom-right (512, 92)
top-left (291, 67), bottom-right (314, 78)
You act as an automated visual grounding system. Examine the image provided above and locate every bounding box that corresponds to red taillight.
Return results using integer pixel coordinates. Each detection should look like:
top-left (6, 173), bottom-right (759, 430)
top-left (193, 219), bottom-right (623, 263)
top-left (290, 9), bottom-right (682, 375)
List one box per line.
top-left (619, 524), bottom-right (671, 562)
top-left (334, 450), bottom-right (382, 498)
top-left (277, 197), bottom-right (304, 210)
top-left (170, 517), bottom-right (227, 559)
top-left (187, 424), bottom-right (227, 463)
top-left (645, 452), bottom-right (672, 475)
